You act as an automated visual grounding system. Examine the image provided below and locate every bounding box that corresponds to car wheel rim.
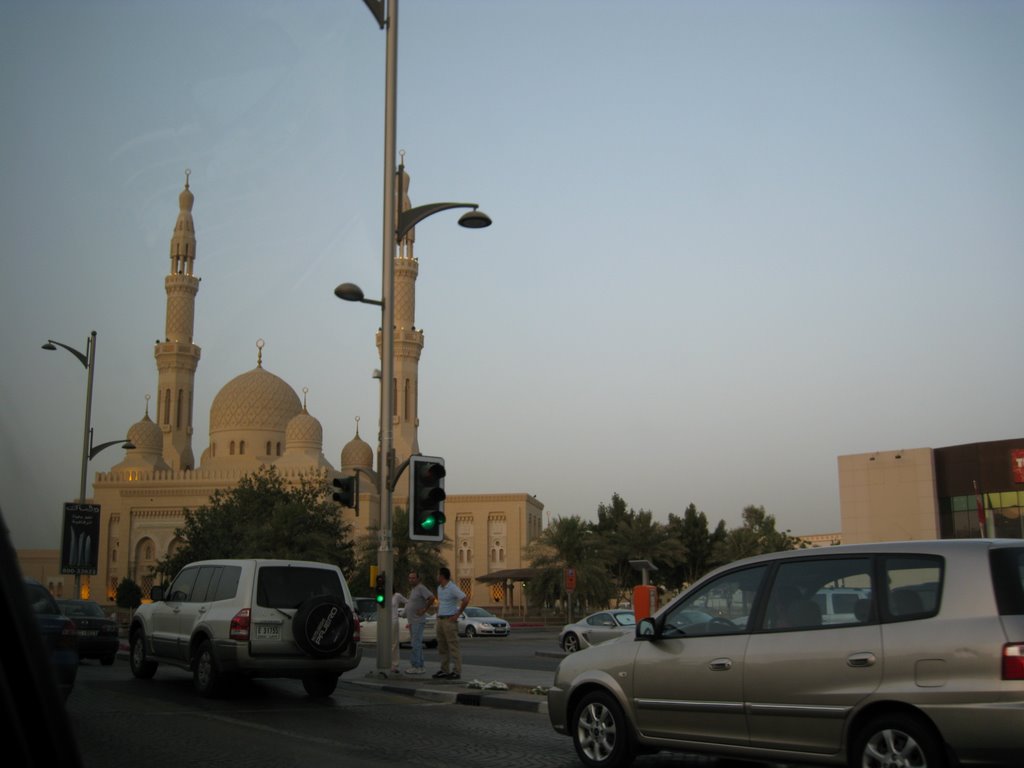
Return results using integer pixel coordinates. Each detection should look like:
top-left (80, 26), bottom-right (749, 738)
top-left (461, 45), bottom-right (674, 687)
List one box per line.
top-left (577, 701), bottom-right (617, 763)
top-left (131, 638), bottom-right (143, 667)
top-left (196, 651), bottom-right (212, 689)
top-left (863, 728), bottom-right (928, 768)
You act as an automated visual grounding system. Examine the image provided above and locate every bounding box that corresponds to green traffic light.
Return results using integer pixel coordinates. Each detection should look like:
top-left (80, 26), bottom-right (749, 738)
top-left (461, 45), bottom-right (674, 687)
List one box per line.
top-left (375, 593), bottom-right (384, 604)
top-left (421, 514), bottom-right (437, 530)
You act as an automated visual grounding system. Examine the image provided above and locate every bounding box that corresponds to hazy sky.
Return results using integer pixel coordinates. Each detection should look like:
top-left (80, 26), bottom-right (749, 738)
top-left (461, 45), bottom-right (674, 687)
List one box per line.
top-left (2, 0), bottom-right (1022, 550)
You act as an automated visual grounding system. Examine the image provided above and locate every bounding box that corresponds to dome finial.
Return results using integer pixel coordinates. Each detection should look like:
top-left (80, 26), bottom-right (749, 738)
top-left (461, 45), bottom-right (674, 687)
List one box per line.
top-left (302, 386), bottom-right (309, 411)
top-left (144, 393), bottom-right (151, 418)
top-left (354, 415), bottom-right (361, 437)
top-left (256, 338), bottom-right (265, 368)
top-left (185, 167), bottom-right (191, 190)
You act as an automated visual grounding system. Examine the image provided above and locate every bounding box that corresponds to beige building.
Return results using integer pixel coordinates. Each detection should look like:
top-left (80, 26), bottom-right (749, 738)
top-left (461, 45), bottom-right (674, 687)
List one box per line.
top-left (838, 439), bottom-right (1024, 544)
top-left (70, 173), bottom-right (542, 608)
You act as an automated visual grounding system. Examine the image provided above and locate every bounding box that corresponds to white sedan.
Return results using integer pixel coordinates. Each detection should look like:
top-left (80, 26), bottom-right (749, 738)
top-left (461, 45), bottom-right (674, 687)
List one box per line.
top-left (355, 598), bottom-right (437, 647)
top-left (457, 606), bottom-right (510, 637)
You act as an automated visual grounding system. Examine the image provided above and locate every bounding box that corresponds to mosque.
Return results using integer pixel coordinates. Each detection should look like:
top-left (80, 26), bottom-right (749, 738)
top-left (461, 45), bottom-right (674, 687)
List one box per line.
top-left (85, 174), bottom-right (544, 609)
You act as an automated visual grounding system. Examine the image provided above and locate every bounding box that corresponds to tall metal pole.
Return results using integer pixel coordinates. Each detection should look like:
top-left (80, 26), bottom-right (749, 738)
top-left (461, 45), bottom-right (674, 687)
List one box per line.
top-left (376, 0), bottom-right (399, 674)
top-left (78, 331), bottom-right (97, 504)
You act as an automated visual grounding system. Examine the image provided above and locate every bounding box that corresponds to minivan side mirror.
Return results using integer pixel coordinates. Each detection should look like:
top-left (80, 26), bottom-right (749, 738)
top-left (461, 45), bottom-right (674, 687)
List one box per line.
top-left (150, 585), bottom-right (165, 602)
top-left (636, 617), bottom-right (657, 640)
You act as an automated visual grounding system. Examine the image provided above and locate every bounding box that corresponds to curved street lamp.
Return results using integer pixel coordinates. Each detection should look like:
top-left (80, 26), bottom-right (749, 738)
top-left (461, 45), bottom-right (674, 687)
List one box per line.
top-left (349, 0), bottom-right (492, 676)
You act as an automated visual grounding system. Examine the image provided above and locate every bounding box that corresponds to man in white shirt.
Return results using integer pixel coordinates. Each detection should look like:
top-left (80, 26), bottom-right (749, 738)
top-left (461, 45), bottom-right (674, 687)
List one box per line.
top-left (432, 566), bottom-right (468, 680)
top-left (403, 570), bottom-right (434, 674)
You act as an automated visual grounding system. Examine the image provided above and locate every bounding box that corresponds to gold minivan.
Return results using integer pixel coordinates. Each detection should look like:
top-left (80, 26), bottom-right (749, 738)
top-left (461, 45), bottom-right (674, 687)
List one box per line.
top-left (548, 540), bottom-right (1024, 768)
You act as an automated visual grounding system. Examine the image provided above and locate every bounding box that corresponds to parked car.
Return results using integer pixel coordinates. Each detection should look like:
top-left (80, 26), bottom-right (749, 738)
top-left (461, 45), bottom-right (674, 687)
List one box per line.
top-left (57, 599), bottom-right (119, 665)
top-left (559, 609), bottom-right (635, 653)
top-left (129, 559), bottom-right (361, 698)
top-left (24, 578), bottom-right (78, 700)
top-left (458, 606), bottom-right (510, 637)
top-left (354, 597), bottom-right (437, 648)
top-left (548, 539), bottom-right (1024, 768)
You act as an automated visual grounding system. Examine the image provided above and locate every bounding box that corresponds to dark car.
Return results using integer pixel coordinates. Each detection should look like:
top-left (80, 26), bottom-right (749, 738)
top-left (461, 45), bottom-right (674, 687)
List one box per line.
top-left (25, 579), bottom-right (79, 699)
top-left (58, 599), bottom-right (119, 665)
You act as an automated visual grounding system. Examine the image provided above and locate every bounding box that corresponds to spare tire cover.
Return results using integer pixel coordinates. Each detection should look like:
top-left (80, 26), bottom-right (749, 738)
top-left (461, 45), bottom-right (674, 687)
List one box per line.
top-left (292, 595), bottom-right (353, 658)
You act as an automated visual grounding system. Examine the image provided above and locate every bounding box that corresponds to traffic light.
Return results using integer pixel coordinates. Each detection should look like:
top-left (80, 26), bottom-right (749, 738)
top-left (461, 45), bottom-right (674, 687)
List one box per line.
top-left (374, 572), bottom-right (386, 606)
top-left (409, 455), bottom-right (446, 542)
top-left (332, 474), bottom-right (358, 510)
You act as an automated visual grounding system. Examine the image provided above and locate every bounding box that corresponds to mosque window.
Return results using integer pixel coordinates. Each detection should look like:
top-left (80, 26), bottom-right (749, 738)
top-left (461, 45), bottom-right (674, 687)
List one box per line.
top-left (230, 441), bottom-right (235, 456)
top-left (163, 389), bottom-right (171, 424)
top-left (176, 389), bottom-right (183, 429)
top-left (404, 379), bottom-right (410, 419)
top-left (276, 442), bottom-right (282, 456)
top-left (240, 440), bottom-right (246, 455)
top-left (266, 441), bottom-right (271, 456)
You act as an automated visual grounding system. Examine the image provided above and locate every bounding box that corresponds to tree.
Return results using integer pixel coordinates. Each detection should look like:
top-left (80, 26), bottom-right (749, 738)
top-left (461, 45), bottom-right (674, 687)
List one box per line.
top-left (156, 466), bottom-right (354, 579)
top-left (526, 515), bottom-right (614, 612)
top-left (713, 504), bottom-right (796, 565)
top-left (353, 506), bottom-right (448, 595)
top-left (115, 577), bottom-right (143, 609)
top-left (666, 503), bottom-right (727, 587)
top-left (596, 493), bottom-right (684, 596)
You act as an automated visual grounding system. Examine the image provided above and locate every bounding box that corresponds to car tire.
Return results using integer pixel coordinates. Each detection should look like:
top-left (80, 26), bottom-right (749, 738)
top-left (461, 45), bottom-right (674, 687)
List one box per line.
top-left (571, 689), bottom-right (634, 768)
top-left (100, 654), bottom-right (116, 667)
top-left (302, 673), bottom-right (339, 698)
top-left (562, 632), bottom-right (581, 653)
top-left (193, 639), bottom-right (225, 698)
top-left (851, 712), bottom-right (946, 768)
top-left (292, 595), bottom-right (354, 659)
top-left (465, 626), bottom-right (476, 638)
top-left (129, 629), bottom-right (157, 679)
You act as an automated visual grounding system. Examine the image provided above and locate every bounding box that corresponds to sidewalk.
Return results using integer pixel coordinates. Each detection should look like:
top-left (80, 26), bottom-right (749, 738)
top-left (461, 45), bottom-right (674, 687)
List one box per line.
top-left (343, 652), bottom-right (554, 714)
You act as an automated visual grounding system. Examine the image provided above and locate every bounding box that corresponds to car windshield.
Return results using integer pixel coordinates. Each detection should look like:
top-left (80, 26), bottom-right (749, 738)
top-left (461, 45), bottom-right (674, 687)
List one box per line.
top-left (464, 607), bottom-right (493, 617)
top-left (59, 601), bottom-right (105, 618)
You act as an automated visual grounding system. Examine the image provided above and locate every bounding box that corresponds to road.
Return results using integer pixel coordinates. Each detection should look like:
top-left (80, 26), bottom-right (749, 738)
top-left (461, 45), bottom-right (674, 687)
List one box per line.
top-left (63, 629), bottom-right (819, 768)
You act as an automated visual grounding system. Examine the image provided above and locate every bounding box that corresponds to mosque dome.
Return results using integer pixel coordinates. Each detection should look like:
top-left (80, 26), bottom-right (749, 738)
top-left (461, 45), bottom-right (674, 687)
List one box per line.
top-left (209, 365), bottom-right (302, 434)
top-left (285, 408), bottom-right (323, 450)
top-left (127, 412), bottom-right (163, 454)
top-left (341, 424), bottom-right (374, 470)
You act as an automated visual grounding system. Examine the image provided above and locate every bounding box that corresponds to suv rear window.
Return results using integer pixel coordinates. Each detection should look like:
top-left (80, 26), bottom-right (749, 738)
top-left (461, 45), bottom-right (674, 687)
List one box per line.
top-left (256, 566), bottom-right (343, 609)
top-left (990, 547), bottom-right (1024, 615)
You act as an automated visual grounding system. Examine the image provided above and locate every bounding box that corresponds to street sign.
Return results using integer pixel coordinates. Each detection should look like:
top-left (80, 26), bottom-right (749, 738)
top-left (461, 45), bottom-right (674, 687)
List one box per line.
top-left (565, 566), bottom-right (576, 592)
top-left (61, 503), bottom-right (100, 575)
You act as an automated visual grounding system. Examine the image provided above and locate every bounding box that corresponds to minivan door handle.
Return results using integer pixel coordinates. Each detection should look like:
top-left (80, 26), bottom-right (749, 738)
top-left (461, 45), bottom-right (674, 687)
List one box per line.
top-left (847, 652), bottom-right (877, 668)
top-left (709, 658), bottom-right (733, 671)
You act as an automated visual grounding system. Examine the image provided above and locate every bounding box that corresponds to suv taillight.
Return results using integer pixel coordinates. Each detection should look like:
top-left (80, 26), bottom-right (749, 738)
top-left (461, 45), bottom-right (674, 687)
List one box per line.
top-left (1002, 644), bottom-right (1024, 680)
top-left (230, 608), bottom-right (251, 641)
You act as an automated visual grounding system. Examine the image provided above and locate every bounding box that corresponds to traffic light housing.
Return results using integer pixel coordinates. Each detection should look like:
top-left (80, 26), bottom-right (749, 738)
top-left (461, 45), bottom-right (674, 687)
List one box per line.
top-left (374, 572), bottom-right (386, 606)
top-left (409, 455), bottom-right (446, 542)
top-left (332, 474), bottom-right (358, 509)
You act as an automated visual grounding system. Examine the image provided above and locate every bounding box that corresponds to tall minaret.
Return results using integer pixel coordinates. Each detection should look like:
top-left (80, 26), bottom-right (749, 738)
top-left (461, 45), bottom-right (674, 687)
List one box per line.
top-left (155, 171), bottom-right (202, 470)
top-left (379, 160), bottom-right (424, 464)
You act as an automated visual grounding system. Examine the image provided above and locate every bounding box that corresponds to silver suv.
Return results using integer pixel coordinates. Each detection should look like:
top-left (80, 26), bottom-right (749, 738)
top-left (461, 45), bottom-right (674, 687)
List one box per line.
top-left (129, 559), bottom-right (361, 697)
top-left (548, 539), bottom-right (1024, 768)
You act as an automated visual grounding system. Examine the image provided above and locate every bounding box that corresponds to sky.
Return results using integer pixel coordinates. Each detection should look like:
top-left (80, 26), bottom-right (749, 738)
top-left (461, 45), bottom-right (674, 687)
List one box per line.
top-left (2, 0), bottom-right (1022, 551)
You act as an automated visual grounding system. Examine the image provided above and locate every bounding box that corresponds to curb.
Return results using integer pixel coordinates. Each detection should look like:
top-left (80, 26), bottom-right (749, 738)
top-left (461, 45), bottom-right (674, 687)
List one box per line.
top-left (345, 676), bottom-right (548, 714)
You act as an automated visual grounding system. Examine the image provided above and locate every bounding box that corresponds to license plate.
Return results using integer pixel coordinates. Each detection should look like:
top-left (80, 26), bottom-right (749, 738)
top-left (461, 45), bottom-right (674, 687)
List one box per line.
top-left (255, 624), bottom-right (280, 640)
top-left (79, 630), bottom-right (99, 636)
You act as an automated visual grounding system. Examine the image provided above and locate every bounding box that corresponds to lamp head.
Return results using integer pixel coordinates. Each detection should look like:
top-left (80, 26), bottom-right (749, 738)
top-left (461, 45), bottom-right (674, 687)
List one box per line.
top-left (335, 283), bottom-right (366, 302)
top-left (41, 342), bottom-right (57, 351)
top-left (458, 209), bottom-right (492, 229)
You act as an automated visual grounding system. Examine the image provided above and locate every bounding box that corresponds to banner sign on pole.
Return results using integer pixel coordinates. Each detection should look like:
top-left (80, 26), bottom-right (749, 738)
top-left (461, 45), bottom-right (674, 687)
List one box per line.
top-left (61, 503), bottom-right (100, 575)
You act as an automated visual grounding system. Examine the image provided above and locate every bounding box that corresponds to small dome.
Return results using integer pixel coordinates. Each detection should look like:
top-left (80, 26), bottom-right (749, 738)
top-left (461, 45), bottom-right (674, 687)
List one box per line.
top-left (341, 429), bottom-right (374, 470)
top-left (127, 413), bottom-right (163, 454)
top-left (285, 409), bottom-right (323, 450)
top-left (210, 366), bottom-right (302, 434)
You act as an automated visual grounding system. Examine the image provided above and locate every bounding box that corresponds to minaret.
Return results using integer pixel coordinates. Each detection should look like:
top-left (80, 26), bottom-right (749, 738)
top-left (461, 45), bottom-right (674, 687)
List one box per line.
top-left (155, 170), bottom-right (202, 470)
top-left (379, 159), bottom-right (424, 464)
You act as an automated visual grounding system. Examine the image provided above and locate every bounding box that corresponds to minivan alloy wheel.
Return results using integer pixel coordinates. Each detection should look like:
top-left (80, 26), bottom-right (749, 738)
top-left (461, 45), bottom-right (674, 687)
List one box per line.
top-left (572, 690), bottom-right (633, 768)
top-left (855, 713), bottom-right (944, 768)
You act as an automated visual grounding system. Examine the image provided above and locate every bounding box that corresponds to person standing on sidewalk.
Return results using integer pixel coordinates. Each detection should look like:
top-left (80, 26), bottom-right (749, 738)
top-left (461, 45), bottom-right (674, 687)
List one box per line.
top-left (403, 570), bottom-right (434, 675)
top-left (432, 567), bottom-right (468, 680)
